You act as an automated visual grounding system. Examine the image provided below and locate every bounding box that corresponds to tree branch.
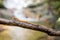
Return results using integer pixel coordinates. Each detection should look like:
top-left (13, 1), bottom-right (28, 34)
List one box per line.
top-left (0, 18), bottom-right (60, 36)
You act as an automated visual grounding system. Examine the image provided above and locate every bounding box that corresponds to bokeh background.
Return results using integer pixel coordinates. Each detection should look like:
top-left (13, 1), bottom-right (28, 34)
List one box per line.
top-left (0, 0), bottom-right (60, 40)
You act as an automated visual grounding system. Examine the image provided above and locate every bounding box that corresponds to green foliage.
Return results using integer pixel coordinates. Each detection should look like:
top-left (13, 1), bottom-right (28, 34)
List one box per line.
top-left (51, 1), bottom-right (60, 10)
top-left (0, 4), bottom-right (4, 8)
top-left (47, 0), bottom-right (60, 17)
top-left (0, 0), bottom-right (4, 8)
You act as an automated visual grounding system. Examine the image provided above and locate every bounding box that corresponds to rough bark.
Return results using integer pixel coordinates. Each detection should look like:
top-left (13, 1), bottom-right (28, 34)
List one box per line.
top-left (0, 18), bottom-right (60, 36)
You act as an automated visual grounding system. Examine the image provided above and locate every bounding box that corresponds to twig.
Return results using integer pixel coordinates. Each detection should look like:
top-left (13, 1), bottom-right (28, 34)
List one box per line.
top-left (0, 18), bottom-right (60, 36)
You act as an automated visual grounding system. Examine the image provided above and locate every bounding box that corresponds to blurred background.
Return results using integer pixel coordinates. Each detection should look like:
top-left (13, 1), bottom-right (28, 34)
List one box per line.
top-left (0, 0), bottom-right (60, 40)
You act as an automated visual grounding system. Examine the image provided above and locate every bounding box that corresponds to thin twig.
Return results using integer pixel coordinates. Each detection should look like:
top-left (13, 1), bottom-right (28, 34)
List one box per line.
top-left (0, 18), bottom-right (60, 36)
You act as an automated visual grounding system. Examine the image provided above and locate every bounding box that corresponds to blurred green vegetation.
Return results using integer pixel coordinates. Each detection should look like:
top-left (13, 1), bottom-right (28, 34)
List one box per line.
top-left (52, 0), bottom-right (60, 14)
top-left (0, 0), bottom-right (60, 24)
top-left (0, 0), bottom-right (4, 8)
top-left (0, 0), bottom-right (60, 22)
top-left (0, 0), bottom-right (60, 9)
top-left (0, 0), bottom-right (60, 10)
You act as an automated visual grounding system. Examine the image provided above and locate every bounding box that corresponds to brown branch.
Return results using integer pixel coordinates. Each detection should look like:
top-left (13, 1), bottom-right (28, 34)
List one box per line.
top-left (0, 18), bottom-right (60, 36)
